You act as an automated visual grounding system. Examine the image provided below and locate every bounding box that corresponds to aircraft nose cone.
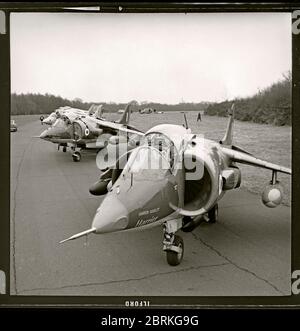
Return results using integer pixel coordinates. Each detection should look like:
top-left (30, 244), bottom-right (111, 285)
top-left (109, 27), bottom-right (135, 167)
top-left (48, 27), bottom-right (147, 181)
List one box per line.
top-left (92, 195), bottom-right (129, 233)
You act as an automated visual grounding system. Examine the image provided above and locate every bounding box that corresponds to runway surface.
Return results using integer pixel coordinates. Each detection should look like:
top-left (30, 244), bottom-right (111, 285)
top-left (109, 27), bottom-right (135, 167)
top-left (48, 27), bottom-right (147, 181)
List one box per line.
top-left (10, 115), bottom-right (291, 296)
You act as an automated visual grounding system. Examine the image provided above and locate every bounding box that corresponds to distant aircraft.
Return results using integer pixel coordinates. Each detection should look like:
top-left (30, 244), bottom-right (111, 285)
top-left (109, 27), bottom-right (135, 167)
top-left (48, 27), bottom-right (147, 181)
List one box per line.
top-left (38, 102), bottom-right (143, 162)
top-left (139, 107), bottom-right (153, 114)
top-left (69, 102), bottom-right (143, 161)
top-left (38, 110), bottom-right (85, 153)
top-left (60, 104), bottom-right (291, 266)
top-left (153, 109), bottom-right (164, 114)
top-left (139, 108), bottom-right (164, 114)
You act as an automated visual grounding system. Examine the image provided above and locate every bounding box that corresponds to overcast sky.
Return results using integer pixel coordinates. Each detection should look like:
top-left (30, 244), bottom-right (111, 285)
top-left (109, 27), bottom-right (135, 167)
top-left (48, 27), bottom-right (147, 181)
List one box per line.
top-left (10, 12), bottom-right (291, 104)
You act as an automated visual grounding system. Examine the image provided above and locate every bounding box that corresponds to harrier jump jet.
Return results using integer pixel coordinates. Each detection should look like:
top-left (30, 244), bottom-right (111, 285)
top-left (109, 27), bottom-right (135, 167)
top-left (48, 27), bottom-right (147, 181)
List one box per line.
top-left (38, 102), bottom-right (141, 161)
top-left (60, 105), bottom-right (291, 266)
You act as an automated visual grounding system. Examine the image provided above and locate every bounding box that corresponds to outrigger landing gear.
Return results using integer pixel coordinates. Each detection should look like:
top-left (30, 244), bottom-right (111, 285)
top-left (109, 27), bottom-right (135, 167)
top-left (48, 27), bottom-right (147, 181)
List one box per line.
top-left (72, 151), bottom-right (81, 162)
top-left (163, 218), bottom-right (184, 266)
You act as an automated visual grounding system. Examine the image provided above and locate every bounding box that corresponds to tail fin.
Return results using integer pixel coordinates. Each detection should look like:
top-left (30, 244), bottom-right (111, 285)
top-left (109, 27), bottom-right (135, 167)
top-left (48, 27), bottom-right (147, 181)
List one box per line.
top-left (94, 105), bottom-right (103, 119)
top-left (88, 104), bottom-right (97, 116)
top-left (220, 103), bottom-right (235, 146)
top-left (117, 102), bottom-right (131, 125)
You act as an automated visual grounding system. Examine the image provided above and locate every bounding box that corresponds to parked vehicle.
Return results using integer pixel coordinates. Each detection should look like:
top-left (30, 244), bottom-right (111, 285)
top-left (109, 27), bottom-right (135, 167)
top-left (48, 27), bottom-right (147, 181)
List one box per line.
top-left (10, 119), bottom-right (18, 132)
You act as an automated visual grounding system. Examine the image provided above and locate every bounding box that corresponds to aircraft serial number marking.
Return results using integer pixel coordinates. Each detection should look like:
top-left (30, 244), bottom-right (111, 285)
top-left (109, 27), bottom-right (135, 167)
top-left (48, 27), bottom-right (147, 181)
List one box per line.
top-left (136, 216), bottom-right (159, 227)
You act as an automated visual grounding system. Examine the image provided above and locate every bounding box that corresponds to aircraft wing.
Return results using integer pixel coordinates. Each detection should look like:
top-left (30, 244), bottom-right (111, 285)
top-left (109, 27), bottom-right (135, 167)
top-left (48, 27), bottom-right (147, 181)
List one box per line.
top-left (68, 138), bottom-right (106, 148)
top-left (48, 138), bottom-right (76, 144)
top-left (47, 137), bottom-right (100, 147)
top-left (87, 116), bottom-right (144, 136)
top-left (222, 147), bottom-right (291, 174)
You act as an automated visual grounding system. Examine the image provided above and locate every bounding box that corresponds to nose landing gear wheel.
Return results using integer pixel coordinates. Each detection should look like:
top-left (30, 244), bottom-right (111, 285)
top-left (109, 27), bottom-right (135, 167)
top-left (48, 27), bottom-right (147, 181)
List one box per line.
top-left (166, 235), bottom-right (184, 266)
top-left (207, 204), bottom-right (218, 223)
top-left (72, 151), bottom-right (81, 162)
top-left (63, 146), bottom-right (67, 153)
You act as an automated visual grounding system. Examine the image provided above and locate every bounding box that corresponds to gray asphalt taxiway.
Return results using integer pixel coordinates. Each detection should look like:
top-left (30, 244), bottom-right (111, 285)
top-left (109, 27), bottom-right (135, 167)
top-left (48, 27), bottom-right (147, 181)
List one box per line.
top-left (10, 116), bottom-right (291, 296)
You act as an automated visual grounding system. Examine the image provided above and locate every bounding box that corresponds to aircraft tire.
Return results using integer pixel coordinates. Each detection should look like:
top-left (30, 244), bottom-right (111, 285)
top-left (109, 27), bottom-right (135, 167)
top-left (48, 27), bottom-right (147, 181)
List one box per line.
top-left (72, 152), bottom-right (81, 162)
top-left (63, 146), bottom-right (67, 153)
top-left (166, 235), bottom-right (184, 266)
top-left (208, 204), bottom-right (218, 223)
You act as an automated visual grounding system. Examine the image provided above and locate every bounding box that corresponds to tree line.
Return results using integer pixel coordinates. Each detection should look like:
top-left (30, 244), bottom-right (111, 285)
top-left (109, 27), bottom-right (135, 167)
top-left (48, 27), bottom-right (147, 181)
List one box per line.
top-left (11, 73), bottom-right (291, 126)
top-left (205, 73), bottom-right (291, 126)
top-left (11, 93), bottom-right (211, 116)
top-left (11, 93), bottom-right (92, 115)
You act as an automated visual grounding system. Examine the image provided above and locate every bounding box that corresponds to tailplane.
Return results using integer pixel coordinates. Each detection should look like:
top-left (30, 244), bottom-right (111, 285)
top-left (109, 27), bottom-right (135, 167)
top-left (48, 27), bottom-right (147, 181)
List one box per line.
top-left (220, 103), bottom-right (235, 146)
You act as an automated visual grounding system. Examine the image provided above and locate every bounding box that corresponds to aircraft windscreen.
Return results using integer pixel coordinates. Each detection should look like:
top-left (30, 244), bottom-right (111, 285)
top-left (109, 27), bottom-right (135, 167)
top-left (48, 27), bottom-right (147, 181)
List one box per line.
top-left (52, 118), bottom-right (68, 129)
top-left (123, 146), bottom-right (171, 181)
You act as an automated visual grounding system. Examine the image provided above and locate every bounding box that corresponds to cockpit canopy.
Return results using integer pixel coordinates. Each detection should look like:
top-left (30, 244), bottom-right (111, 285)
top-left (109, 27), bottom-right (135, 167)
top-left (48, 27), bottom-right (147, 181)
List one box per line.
top-left (48, 112), bottom-right (56, 118)
top-left (52, 118), bottom-right (68, 129)
top-left (120, 132), bottom-right (177, 182)
top-left (142, 132), bottom-right (172, 150)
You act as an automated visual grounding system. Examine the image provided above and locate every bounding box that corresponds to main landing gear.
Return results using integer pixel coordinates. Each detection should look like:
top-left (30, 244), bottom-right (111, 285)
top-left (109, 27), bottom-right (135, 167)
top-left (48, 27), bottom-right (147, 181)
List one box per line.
top-left (72, 151), bottom-right (81, 162)
top-left (207, 204), bottom-right (218, 224)
top-left (163, 204), bottom-right (219, 266)
top-left (70, 145), bottom-right (82, 162)
top-left (181, 204), bottom-right (219, 232)
top-left (58, 144), bottom-right (67, 153)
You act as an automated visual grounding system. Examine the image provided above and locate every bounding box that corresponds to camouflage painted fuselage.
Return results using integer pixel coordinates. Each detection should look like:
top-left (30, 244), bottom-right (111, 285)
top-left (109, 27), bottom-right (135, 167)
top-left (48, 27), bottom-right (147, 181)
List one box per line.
top-left (91, 124), bottom-right (234, 234)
